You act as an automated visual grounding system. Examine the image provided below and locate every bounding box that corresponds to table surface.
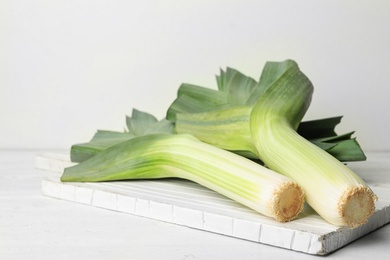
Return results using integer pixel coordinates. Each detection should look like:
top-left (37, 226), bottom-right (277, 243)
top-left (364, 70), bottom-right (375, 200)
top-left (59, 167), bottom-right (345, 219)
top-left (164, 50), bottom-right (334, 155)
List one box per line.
top-left (1, 150), bottom-right (390, 260)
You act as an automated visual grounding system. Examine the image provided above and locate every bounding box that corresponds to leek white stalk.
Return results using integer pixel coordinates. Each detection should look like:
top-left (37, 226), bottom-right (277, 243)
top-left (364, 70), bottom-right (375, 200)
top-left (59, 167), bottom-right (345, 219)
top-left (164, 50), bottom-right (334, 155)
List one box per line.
top-left (62, 133), bottom-right (305, 222)
top-left (249, 61), bottom-right (377, 227)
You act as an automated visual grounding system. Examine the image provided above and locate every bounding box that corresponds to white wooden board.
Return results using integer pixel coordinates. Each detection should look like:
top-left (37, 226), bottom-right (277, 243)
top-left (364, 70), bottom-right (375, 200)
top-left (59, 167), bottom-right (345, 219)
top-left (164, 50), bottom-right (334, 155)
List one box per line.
top-left (35, 152), bottom-right (390, 255)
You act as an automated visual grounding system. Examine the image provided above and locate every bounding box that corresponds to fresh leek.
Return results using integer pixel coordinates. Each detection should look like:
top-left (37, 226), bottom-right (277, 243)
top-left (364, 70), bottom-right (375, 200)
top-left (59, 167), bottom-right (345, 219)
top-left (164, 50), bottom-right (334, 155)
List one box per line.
top-left (61, 133), bottom-right (305, 222)
top-left (249, 60), bottom-right (376, 227)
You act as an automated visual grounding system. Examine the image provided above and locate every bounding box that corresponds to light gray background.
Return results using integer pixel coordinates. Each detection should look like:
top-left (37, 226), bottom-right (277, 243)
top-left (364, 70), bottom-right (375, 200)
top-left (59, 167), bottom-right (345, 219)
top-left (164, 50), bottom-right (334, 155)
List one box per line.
top-left (1, 0), bottom-right (389, 151)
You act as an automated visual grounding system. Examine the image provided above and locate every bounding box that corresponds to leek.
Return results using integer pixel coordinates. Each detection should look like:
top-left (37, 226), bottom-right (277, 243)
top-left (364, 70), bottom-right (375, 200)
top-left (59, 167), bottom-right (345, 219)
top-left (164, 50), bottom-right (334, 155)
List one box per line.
top-left (249, 60), bottom-right (376, 227)
top-left (61, 133), bottom-right (305, 222)
top-left (166, 59), bottom-right (375, 227)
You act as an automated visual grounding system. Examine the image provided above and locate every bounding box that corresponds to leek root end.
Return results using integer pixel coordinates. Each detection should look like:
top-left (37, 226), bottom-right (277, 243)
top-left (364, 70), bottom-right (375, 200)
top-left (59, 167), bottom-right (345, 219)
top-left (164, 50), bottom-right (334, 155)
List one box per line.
top-left (272, 182), bottom-right (305, 222)
top-left (338, 185), bottom-right (377, 228)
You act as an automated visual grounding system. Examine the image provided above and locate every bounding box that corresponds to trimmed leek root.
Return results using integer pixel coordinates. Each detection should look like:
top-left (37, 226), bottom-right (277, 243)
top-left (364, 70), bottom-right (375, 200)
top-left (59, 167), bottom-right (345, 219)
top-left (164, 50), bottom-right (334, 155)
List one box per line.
top-left (61, 133), bottom-right (305, 222)
top-left (249, 60), bottom-right (376, 227)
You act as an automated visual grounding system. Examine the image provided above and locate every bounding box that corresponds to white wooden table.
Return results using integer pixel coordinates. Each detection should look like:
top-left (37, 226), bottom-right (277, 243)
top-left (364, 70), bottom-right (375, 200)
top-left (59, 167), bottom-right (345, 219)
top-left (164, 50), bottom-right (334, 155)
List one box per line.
top-left (1, 150), bottom-right (390, 260)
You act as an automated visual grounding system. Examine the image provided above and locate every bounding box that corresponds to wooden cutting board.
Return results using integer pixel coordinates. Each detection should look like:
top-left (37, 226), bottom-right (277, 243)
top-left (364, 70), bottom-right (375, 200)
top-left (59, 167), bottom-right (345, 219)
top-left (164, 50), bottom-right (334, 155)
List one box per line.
top-left (35, 152), bottom-right (390, 255)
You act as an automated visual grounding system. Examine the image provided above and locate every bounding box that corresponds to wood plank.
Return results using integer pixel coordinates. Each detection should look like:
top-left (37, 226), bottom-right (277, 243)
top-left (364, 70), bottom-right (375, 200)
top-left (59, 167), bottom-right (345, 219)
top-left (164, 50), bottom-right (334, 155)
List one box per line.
top-left (35, 152), bottom-right (390, 255)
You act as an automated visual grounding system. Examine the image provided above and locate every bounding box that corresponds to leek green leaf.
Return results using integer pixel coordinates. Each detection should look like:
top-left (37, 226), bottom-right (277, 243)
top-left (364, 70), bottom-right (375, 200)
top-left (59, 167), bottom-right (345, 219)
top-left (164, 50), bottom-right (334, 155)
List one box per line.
top-left (70, 109), bottom-right (174, 162)
top-left (167, 60), bottom-right (366, 162)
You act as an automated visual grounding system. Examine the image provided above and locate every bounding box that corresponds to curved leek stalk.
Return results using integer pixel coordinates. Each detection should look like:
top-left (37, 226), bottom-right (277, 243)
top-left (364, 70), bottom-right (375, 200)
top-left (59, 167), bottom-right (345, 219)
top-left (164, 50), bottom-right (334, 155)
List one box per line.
top-left (249, 61), bottom-right (376, 228)
top-left (61, 133), bottom-right (305, 222)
